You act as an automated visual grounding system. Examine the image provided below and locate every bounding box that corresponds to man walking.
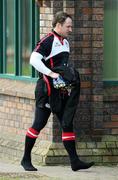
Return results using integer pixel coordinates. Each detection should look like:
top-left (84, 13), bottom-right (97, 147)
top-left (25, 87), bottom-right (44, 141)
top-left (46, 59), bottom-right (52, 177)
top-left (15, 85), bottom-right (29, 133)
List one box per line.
top-left (21, 11), bottom-right (94, 171)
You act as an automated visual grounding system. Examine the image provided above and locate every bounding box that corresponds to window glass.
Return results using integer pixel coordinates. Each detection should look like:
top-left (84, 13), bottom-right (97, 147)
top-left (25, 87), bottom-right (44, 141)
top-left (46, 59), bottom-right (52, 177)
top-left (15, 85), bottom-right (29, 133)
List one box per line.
top-left (104, 0), bottom-right (118, 80)
top-left (0, 0), bottom-right (39, 78)
top-left (6, 0), bottom-right (15, 74)
top-left (21, 0), bottom-right (31, 76)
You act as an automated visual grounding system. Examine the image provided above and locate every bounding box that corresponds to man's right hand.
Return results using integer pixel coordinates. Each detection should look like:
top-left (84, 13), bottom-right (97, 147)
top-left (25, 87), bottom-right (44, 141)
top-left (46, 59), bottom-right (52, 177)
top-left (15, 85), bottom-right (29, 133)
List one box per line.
top-left (48, 71), bottom-right (59, 79)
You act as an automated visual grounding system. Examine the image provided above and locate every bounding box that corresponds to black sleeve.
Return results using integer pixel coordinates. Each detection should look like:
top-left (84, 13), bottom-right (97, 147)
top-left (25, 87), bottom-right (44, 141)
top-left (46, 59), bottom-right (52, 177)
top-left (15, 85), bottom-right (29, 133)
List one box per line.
top-left (34, 34), bottom-right (54, 57)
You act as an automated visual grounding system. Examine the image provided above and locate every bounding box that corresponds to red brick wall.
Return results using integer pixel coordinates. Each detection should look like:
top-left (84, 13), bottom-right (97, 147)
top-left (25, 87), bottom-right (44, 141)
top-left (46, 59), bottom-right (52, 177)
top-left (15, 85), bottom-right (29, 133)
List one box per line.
top-left (0, 79), bottom-right (53, 142)
top-left (103, 86), bottom-right (118, 135)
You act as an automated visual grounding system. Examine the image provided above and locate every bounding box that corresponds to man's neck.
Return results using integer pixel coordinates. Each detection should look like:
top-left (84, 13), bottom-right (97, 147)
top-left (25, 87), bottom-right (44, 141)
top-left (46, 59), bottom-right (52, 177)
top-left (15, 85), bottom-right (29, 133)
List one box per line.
top-left (53, 29), bottom-right (63, 37)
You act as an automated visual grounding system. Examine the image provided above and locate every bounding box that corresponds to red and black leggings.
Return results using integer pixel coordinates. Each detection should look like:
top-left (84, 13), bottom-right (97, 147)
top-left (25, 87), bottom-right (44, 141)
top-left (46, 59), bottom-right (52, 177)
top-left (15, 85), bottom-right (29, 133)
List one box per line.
top-left (26, 98), bottom-right (77, 161)
top-left (26, 96), bottom-right (74, 140)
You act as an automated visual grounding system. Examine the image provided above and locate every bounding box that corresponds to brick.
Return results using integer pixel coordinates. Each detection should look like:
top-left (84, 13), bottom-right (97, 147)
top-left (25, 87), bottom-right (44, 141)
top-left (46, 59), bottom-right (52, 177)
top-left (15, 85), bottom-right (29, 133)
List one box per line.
top-left (93, 120), bottom-right (103, 129)
top-left (44, 8), bottom-right (51, 14)
top-left (82, 47), bottom-right (92, 54)
top-left (82, 8), bottom-right (92, 15)
top-left (64, 8), bottom-right (75, 15)
top-left (77, 149), bottom-right (93, 156)
top-left (76, 142), bottom-right (87, 149)
top-left (104, 122), bottom-right (118, 128)
top-left (92, 47), bottom-right (103, 54)
top-left (45, 156), bottom-right (69, 165)
top-left (92, 54), bottom-right (103, 61)
top-left (97, 142), bottom-right (106, 148)
top-left (92, 14), bottom-right (103, 21)
top-left (93, 84), bottom-right (103, 93)
top-left (7, 101), bottom-right (12, 107)
top-left (50, 143), bottom-right (64, 150)
top-left (78, 1), bottom-right (91, 8)
top-left (92, 148), bottom-right (112, 156)
top-left (63, 1), bottom-right (75, 7)
top-left (93, 28), bottom-right (103, 34)
top-left (93, 67), bottom-right (103, 75)
top-left (79, 95), bottom-right (91, 101)
top-left (93, 8), bottom-right (104, 15)
top-left (111, 129), bottom-right (118, 135)
top-left (103, 156), bottom-right (118, 163)
top-left (82, 34), bottom-right (92, 41)
top-left (78, 28), bottom-right (92, 34)
top-left (102, 135), bottom-right (118, 142)
top-left (93, 1), bottom-right (104, 8)
top-left (78, 14), bottom-right (92, 21)
top-left (87, 142), bottom-right (97, 148)
top-left (5, 107), bottom-right (10, 113)
top-left (92, 34), bottom-right (103, 41)
top-left (111, 115), bottom-right (118, 121)
top-left (79, 68), bottom-right (92, 75)
top-left (81, 82), bottom-right (91, 88)
top-left (40, 7), bottom-right (45, 14)
top-left (54, 149), bottom-right (67, 156)
top-left (92, 95), bottom-right (103, 102)
top-left (92, 41), bottom-right (103, 48)
top-left (46, 149), bottom-right (55, 156)
top-left (112, 149), bottom-right (118, 156)
top-left (81, 156), bottom-right (102, 163)
top-left (106, 142), bottom-right (116, 148)
top-left (115, 141), bottom-right (118, 148)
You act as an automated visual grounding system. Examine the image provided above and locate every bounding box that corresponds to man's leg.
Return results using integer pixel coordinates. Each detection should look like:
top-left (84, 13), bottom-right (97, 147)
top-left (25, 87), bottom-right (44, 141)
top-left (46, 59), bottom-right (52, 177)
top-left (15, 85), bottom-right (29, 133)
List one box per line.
top-left (56, 111), bottom-right (94, 171)
top-left (21, 107), bottom-right (51, 171)
top-left (62, 131), bottom-right (94, 171)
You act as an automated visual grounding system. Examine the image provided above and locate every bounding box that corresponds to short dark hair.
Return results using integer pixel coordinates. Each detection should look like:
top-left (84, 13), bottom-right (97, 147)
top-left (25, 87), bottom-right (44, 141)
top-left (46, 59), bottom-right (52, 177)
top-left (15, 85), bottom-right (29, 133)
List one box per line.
top-left (52, 11), bottom-right (72, 28)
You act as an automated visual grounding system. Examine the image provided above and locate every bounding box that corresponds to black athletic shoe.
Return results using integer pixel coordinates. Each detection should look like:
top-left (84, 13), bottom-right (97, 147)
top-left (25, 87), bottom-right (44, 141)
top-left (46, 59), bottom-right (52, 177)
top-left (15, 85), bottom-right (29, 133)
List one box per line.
top-left (71, 159), bottom-right (94, 171)
top-left (21, 159), bottom-right (37, 171)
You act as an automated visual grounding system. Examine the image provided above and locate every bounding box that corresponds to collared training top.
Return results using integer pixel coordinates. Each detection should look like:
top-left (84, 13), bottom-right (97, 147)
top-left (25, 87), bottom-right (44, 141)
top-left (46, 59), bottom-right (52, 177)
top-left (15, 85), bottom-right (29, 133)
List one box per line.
top-left (30, 30), bottom-right (70, 76)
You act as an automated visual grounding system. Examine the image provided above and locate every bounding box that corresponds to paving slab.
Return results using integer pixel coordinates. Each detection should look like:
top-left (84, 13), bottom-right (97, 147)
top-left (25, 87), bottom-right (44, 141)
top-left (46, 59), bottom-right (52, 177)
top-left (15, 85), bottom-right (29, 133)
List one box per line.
top-left (0, 161), bottom-right (118, 180)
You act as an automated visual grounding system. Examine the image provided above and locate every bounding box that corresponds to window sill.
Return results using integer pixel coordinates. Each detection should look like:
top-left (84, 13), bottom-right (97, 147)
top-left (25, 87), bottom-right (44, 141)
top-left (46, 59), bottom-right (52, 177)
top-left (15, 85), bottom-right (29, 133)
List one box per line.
top-left (0, 78), bottom-right (36, 99)
top-left (103, 80), bottom-right (118, 87)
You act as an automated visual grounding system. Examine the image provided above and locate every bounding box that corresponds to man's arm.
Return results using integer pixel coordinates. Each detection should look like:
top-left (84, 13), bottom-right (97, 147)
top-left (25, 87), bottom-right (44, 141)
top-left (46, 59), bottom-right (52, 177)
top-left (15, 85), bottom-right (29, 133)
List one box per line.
top-left (30, 52), bottom-right (59, 78)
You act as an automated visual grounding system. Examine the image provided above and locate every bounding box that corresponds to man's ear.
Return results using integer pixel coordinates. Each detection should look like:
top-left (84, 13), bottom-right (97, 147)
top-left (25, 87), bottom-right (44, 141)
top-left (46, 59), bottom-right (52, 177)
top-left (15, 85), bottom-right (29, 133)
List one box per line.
top-left (56, 22), bottom-right (62, 29)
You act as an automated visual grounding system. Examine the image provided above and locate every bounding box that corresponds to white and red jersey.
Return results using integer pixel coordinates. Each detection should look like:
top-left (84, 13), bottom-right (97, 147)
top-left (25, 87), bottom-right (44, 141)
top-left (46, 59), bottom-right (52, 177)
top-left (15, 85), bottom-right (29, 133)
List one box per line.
top-left (30, 30), bottom-right (70, 76)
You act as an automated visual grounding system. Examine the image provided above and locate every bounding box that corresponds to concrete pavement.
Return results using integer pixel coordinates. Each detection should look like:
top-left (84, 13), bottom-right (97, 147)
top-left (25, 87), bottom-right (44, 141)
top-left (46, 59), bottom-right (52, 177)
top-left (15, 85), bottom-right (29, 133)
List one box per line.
top-left (0, 160), bottom-right (118, 180)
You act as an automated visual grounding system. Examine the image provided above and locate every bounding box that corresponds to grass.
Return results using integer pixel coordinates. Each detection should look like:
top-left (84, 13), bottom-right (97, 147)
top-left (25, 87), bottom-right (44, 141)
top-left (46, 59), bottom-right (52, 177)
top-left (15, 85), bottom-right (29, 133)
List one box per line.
top-left (0, 174), bottom-right (57, 180)
top-left (0, 178), bottom-right (19, 180)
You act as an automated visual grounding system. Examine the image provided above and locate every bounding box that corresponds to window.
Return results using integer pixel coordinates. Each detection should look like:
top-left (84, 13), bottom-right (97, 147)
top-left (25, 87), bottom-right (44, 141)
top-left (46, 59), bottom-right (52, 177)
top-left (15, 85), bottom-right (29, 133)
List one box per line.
top-left (104, 0), bottom-right (118, 81)
top-left (0, 0), bottom-right (39, 79)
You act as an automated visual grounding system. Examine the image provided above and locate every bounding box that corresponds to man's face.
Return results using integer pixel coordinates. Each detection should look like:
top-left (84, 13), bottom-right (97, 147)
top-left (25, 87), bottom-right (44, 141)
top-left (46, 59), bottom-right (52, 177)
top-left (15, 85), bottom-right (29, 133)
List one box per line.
top-left (59, 17), bottom-right (72, 37)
